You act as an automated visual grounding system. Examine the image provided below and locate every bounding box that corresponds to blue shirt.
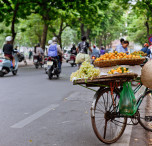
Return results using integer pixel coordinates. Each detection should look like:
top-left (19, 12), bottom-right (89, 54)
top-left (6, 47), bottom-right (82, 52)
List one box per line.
top-left (115, 44), bottom-right (128, 53)
top-left (92, 48), bottom-right (100, 57)
top-left (141, 47), bottom-right (151, 56)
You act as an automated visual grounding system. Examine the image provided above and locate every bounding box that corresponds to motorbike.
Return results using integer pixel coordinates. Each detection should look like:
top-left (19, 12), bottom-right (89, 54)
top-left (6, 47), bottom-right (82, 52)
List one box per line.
top-left (47, 56), bottom-right (60, 79)
top-left (44, 56), bottom-right (48, 74)
top-left (0, 52), bottom-right (18, 77)
top-left (69, 54), bottom-right (76, 67)
top-left (17, 52), bottom-right (27, 65)
top-left (33, 55), bottom-right (43, 69)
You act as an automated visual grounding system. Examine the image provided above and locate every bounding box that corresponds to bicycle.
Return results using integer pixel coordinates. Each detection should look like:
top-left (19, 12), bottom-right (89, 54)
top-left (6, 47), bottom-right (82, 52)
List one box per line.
top-left (74, 72), bottom-right (152, 144)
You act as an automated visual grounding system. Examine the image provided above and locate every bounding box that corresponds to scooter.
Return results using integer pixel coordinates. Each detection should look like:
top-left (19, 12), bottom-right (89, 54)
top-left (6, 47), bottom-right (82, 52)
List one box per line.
top-left (69, 54), bottom-right (77, 67)
top-left (33, 55), bottom-right (43, 69)
top-left (43, 56), bottom-right (48, 74)
top-left (47, 57), bottom-right (60, 79)
top-left (0, 53), bottom-right (18, 77)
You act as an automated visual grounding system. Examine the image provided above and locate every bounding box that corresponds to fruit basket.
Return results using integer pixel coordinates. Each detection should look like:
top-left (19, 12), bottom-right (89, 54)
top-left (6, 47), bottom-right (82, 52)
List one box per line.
top-left (94, 58), bottom-right (145, 67)
top-left (94, 52), bottom-right (145, 68)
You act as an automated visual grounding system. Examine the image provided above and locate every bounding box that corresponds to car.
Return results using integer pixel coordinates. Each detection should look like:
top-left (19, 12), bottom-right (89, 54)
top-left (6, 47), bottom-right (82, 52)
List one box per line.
top-left (64, 50), bottom-right (71, 63)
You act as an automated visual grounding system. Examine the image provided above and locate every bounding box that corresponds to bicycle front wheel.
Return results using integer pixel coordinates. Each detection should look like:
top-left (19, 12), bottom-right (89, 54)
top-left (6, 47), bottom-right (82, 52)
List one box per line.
top-left (91, 88), bottom-right (127, 144)
top-left (138, 91), bottom-right (152, 131)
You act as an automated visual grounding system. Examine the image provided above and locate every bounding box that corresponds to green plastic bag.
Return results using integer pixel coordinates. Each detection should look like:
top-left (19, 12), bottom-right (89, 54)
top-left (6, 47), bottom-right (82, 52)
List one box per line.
top-left (119, 82), bottom-right (137, 116)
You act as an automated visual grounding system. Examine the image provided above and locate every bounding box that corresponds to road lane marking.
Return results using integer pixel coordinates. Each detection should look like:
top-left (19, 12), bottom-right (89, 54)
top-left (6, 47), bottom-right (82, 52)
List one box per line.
top-left (11, 104), bottom-right (59, 128)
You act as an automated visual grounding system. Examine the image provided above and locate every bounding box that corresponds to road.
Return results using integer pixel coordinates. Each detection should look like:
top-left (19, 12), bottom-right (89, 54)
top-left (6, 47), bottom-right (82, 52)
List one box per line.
top-left (0, 63), bottom-right (149, 146)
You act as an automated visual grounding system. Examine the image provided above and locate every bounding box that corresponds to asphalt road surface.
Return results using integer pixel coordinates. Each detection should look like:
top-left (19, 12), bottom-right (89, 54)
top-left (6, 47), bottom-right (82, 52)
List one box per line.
top-left (0, 63), bottom-right (149, 146)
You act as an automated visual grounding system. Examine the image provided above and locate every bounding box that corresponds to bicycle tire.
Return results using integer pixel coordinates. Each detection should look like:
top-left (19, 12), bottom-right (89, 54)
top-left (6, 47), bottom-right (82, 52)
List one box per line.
top-left (91, 88), bottom-right (127, 144)
top-left (138, 91), bottom-right (152, 131)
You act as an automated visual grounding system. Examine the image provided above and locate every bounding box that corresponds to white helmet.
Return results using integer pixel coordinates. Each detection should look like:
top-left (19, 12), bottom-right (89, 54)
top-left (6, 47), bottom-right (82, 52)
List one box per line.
top-left (6, 36), bottom-right (12, 42)
top-left (52, 37), bottom-right (58, 42)
top-left (48, 40), bottom-right (52, 45)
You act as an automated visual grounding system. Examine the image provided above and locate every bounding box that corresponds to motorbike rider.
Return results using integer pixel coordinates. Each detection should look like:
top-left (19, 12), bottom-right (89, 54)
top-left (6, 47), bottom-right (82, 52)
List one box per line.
top-left (47, 37), bottom-right (63, 72)
top-left (70, 43), bottom-right (77, 55)
top-left (3, 36), bottom-right (16, 68)
top-left (34, 43), bottom-right (43, 63)
top-left (91, 45), bottom-right (100, 58)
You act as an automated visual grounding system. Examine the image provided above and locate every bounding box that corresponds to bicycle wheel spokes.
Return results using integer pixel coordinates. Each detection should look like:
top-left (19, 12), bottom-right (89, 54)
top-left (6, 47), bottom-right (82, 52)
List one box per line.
top-left (91, 88), bottom-right (127, 144)
top-left (138, 93), bottom-right (152, 131)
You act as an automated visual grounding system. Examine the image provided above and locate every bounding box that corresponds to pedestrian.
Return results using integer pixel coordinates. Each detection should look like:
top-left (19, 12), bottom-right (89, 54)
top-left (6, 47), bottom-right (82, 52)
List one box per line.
top-left (76, 36), bottom-right (92, 68)
top-left (29, 49), bottom-right (32, 60)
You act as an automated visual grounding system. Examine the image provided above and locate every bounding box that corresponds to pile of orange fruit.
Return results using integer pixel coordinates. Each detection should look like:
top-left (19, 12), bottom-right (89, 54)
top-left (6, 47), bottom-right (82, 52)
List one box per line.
top-left (108, 67), bottom-right (129, 74)
top-left (95, 51), bottom-right (141, 62)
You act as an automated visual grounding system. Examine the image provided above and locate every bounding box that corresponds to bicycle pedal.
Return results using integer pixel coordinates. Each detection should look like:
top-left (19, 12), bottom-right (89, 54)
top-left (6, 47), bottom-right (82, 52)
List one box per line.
top-left (145, 116), bottom-right (152, 122)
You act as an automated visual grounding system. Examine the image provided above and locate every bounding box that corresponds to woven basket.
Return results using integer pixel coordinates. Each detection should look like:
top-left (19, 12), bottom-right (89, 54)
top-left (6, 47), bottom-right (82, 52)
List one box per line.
top-left (73, 73), bottom-right (138, 87)
top-left (94, 58), bottom-right (145, 68)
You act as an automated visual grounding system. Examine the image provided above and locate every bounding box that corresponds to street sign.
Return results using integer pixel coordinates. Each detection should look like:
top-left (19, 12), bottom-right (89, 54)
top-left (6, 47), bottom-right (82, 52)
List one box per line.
top-left (148, 36), bottom-right (152, 43)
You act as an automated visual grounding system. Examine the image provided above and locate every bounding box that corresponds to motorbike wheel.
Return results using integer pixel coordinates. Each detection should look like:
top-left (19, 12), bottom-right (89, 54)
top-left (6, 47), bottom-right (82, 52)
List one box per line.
top-left (48, 70), bottom-right (53, 79)
top-left (56, 74), bottom-right (59, 78)
top-left (24, 60), bottom-right (27, 65)
top-left (12, 69), bottom-right (18, 75)
top-left (35, 64), bottom-right (39, 69)
top-left (0, 71), bottom-right (4, 77)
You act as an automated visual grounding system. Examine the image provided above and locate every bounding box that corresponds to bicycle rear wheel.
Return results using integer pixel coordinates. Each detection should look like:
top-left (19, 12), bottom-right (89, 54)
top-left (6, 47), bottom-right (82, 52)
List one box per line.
top-left (138, 91), bottom-right (152, 131)
top-left (91, 88), bottom-right (127, 144)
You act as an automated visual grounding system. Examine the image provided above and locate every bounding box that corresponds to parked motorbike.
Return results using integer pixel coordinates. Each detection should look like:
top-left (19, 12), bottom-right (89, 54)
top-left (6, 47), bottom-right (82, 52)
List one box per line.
top-left (0, 52), bottom-right (18, 77)
top-left (33, 55), bottom-right (43, 69)
top-left (69, 54), bottom-right (76, 67)
top-left (47, 57), bottom-right (60, 79)
top-left (17, 52), bottom-right (27, 65)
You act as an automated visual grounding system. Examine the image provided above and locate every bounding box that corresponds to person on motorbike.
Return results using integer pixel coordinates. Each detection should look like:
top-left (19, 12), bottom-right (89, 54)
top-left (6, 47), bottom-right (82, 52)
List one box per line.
top-left (141, 43), bottom-right (151, 57)
top-left (3, 36), bottom-right (16, 68)
top-left (70, 43), bottom-right (77, 55)
top-left (33, 43), bottom-right (43, 63)
top-left (47, 37), bottom-right (63, 72)
top-left (91, 45), bottom-right (100, 58)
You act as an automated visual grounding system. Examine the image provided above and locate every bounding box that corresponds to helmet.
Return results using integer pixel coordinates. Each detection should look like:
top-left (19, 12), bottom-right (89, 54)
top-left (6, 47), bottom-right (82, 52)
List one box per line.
top-left (6, 36), bottom-right (12, 42)
top-left (52, 37), bottom-right (58, 42)
top-left (48, 40), bottom-right (52, 45)
top-left (144, 43), bottom-right (149, 47)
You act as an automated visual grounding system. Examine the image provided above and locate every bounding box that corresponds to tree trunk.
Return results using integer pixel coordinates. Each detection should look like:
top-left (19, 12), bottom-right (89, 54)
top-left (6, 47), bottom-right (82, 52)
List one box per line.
top-left (80, 23), bottom-right (85, 37)
top-left (11, 3), bottom-right (19, 44)
top-left (145, 16), bottom-right (150, 38)
top-left (41, 23), bottom-right (48, 50)
top-left (86, 28), bottom-right (91, 41)
top-left (58, 36), bottom-right (62, 49)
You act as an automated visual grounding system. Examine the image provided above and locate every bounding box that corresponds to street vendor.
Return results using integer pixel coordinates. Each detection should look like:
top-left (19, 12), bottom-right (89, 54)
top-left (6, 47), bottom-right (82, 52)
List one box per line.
top-left (141, 43), bottom-right (151, 57)
top-left (115, 40), bottom-right (129, 54)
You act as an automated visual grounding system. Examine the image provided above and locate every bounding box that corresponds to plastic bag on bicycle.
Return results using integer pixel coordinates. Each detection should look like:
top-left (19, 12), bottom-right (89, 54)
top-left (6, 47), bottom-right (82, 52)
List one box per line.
top-left (119, 82), bottom-right (137, 116)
